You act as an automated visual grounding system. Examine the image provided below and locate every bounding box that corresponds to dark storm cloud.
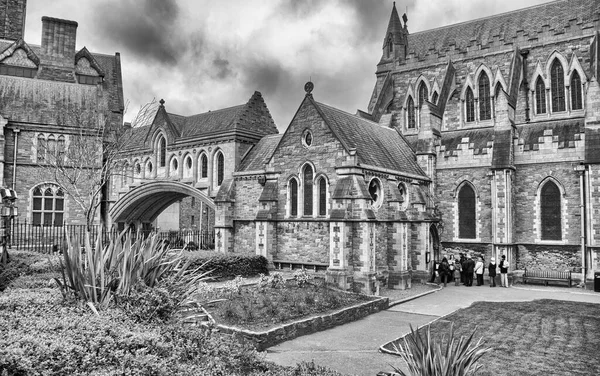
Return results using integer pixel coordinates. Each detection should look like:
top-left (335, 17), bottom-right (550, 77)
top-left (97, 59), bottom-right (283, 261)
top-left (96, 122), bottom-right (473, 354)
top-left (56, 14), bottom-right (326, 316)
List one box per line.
top-left (241, 59), bottom-right (286, 97)
top-left (92, 0), bottom-right (186, 64)
top-left (212, 57), bottom-right (233, 80)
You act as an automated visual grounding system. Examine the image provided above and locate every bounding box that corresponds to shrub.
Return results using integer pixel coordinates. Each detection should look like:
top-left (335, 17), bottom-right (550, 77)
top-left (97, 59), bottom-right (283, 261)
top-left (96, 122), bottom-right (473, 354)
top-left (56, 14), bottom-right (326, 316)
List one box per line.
top-left (186, 253), bottom-right (269, 280)
top-left (391, 324), bottom-right (492, 376)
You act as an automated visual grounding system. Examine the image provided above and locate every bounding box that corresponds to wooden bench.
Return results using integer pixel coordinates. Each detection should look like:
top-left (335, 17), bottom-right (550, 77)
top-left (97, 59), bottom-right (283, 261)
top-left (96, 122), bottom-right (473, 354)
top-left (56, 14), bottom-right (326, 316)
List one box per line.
top-left (523, 268), bottom-right (572, 287)
top-left (273, 260), bottom-right (329, 272)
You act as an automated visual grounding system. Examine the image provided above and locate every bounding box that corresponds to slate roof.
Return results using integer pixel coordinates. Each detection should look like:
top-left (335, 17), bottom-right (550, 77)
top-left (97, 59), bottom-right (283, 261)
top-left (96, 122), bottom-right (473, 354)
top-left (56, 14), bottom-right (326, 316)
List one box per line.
top-left (314, 100), bottom-right (427, 178)
top-left (585, 126), bottom-right (600, 163)
top-left (491, 129), bottom-right (514, 169)
top-left (406, 0), bottom-right (600, 59)
top-left (383, 2), bottom-right (406, 47)
top-left (436, 129), bottom-right (495, 156)
top-left (517, 119), bottom-right (584, 151)
top-left (238, 134), bottom-right (282, 171)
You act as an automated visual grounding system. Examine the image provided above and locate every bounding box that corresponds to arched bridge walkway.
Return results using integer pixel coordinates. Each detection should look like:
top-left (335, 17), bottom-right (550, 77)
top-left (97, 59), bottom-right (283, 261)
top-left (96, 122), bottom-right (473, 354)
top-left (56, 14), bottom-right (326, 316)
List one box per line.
top-left (109, 181), bottom-right (215, 225)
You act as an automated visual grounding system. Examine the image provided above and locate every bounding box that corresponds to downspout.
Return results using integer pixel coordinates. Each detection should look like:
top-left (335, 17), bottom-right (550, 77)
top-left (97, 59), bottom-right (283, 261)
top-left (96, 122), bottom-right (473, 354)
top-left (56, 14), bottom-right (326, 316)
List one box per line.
top-left (578, 166), bottom-right (587, 287)
top-left (12, 129), bottom-right (19, 190)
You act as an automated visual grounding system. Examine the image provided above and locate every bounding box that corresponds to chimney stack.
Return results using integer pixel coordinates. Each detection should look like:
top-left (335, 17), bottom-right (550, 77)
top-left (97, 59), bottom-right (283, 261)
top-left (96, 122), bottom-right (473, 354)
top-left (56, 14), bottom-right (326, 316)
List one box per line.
top-left (41, 16), bottom-right (77, 67)
top-left (0, 0), bottom-right (27, 41)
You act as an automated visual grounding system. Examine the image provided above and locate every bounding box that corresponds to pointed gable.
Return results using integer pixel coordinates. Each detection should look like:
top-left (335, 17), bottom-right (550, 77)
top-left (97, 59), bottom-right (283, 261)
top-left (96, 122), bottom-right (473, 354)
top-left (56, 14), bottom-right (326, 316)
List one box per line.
top-left (383, 2), bottom-right (406, 47)
top-left (0, 38), bottom-right (40, 67)
top-left (75, 47), bottom-right (105, 77)
top-left (143, 100), bottom-right (181, 144)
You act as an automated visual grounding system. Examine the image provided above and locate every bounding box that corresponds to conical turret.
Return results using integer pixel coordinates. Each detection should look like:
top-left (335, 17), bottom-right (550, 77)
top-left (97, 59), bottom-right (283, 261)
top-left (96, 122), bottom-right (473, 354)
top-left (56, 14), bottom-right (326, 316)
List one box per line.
top-left (382, 2), bottom-right (408, 62)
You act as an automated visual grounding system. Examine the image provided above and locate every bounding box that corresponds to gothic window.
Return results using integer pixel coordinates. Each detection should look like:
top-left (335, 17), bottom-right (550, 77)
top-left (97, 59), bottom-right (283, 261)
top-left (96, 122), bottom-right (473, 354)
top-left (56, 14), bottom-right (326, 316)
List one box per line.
top-left (494, 84), bottom-right (502, 100)
top-left (431, 92), bottom-right (439, 105)
top-left (387, 35), bottom-right (393, 56)
top-left (458, 184), bottom-right (476, 239)
top-left (289, 178), bottom-right (298, 217)
top-left (158, 136), bottom-right (166, 167)
top-left (170, 157), bottom-right (178, 176)
top-left (122, 164), bottom-right (129, 186)
top-left (407, 97), bottom-right (416, 129)
top-left (418, 83), bottom-right (428, 107)
top-left (318, 177), bottom-right (327, 216)
top-left (571, 71), bottom-right (583, 111)
top-left (146, 161), bottom-right (153, 175)
top-left (303, 164), bottom-right (313, 216)
top-left (47, 135), bottom-right (56, 160)
top-left (465, 87), bottom-right (475, 123)
top-left (550, 60), bottom-right (565, 112)
top-left (216, 152), bottom-right (224, 185)
top-left (135, 162), bottom-right (141, 176)
top-left (368, 178), bottom-right (383, 208)
top-left (183, 156), bottom-right (193, 179)
top-left (478, 72), bottom-right (491, 120)
top-left (541, 180), bottom-right (561, 240)
top-left (37, 134), bottom-right (46, 162)
top-left (200, 153), bottom-right (208, 178)
top-left (535, 77), bottom-right (546, 114)
top-left (57, 136), bottom-right (65, 163)
top-left (32, 185), bottom-right (64, 226)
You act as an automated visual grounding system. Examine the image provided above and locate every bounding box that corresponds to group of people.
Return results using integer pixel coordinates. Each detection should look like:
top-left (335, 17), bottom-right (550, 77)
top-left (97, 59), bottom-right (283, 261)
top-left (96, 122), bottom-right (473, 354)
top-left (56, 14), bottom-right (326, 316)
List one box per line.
top-left (431, 253), bottom-right (509, 288)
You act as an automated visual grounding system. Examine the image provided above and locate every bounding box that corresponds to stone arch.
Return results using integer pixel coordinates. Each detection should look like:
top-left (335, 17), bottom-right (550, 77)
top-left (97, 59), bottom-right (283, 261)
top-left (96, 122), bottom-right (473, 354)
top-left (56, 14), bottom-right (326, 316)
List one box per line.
top-left (493, 68), bottom-right (508, 96)
top-left (460, 74), bottom-right (475, 100)
top-left (545, 50), bottom-right (569, 79)
top-left (474, 63), bottom-right (494, 98)
top-left (110, 180), bottom-right (215, 225)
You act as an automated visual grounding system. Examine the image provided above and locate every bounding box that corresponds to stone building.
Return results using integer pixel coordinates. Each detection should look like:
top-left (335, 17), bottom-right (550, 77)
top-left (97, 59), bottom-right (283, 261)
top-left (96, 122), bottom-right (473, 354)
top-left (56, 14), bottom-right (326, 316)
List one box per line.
top-left (217, 0), bottom-right (600, 289)
top-left (112, 92), bottom-right (278, 232)
top-left (0, 0), bottom-right (124, 226)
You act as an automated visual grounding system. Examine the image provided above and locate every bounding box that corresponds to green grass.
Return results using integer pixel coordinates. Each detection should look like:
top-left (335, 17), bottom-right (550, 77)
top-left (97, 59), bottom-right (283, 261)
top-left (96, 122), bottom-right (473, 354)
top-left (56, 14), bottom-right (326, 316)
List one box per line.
top-left (384, 299), bottom-right (600, 376)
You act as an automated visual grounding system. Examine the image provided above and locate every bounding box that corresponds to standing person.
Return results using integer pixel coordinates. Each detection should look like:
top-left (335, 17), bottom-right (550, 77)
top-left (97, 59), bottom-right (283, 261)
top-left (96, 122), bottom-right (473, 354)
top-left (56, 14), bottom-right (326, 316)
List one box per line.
top-left (439, 257), bottom-right (450, 287)
top-left (465, 254), bottom-right (475, 286)
top-left (499, 255), bottom-right (509, 287)
top-left (488, 257), bottom-right (497, 287)
top-left (459, 253), bottom-right (466, 284)
top-left (475, 256), bottom-right (485, 286)
top-left (453, 260), bottom-right (461, 286)
top-left (429, 260), bottom-right (438, 283)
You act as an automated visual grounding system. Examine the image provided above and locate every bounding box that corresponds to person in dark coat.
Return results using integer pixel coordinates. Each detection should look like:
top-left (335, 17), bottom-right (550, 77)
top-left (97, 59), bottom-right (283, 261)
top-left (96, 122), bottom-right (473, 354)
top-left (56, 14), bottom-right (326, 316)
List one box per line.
top-left (499, 255), bottom-right (509, 287)
top-left (465, 254), bottom-right (475, 286)
top-left (439, 257), bottom-right (450, 287)
top-left (459, 253), bottom-right (466, 284)
top-left (488, 257), bottom-right (497, 287)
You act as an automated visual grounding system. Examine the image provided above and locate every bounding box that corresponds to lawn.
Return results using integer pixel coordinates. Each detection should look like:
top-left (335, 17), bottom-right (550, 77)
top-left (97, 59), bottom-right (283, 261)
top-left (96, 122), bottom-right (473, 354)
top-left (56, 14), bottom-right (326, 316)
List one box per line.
top-left (384, 299), bottom-right (600, 376)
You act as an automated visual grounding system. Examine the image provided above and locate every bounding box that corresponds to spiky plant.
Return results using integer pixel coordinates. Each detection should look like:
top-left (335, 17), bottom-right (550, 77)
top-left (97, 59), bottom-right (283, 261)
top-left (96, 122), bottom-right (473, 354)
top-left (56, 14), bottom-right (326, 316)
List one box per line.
top-left (391, 324), bottom-right (492, 376)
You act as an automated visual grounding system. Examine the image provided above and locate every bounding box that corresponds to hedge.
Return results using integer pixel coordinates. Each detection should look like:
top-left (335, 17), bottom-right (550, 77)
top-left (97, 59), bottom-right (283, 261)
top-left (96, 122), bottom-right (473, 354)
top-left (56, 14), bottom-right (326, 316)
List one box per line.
top-left (185, 252), bottom-right (269, 280)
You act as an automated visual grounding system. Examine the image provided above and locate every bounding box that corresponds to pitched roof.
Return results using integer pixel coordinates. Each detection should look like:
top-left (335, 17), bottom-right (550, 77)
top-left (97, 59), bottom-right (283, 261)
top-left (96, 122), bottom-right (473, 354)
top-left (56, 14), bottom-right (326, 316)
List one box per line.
top-left (406, 0), bottom-right (599, 60)
top-left (238, 134), bottom-right (282, 171)
top-left (313, 99), bottom-right (426, 178)
top-left (383, 2), bottom-right (406, 47)
top-left (517, 118), bottom-right (584, 151)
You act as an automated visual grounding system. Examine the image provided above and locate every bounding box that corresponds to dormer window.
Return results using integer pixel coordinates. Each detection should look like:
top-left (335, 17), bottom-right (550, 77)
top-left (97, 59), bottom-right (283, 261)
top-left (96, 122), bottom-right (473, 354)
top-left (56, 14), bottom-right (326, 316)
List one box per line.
top-left (77, 74), bottom-right (102, 85)
top-left (0, 64), bottom-right (36, 78)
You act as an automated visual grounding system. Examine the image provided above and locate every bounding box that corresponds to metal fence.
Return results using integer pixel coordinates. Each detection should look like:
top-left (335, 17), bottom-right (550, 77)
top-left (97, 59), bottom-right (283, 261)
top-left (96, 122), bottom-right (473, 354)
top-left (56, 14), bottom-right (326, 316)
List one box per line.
top-left (7, 220), bottom-right (215, 253)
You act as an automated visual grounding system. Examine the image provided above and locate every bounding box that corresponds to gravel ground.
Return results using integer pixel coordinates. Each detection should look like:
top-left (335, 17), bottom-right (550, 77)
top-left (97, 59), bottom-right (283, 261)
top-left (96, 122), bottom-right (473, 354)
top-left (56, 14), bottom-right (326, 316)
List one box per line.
top-left (379, 282), bottom-right (439, 303)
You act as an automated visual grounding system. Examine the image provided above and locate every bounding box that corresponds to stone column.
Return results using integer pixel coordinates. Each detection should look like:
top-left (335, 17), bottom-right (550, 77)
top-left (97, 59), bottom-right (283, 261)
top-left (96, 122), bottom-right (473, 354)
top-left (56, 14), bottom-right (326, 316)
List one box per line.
top-left (326, 221), bottom-right (353, 290)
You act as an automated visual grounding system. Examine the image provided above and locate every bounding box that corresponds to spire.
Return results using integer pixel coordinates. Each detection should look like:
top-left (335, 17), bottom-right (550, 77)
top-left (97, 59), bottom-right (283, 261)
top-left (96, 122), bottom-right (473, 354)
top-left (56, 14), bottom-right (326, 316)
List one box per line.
top-left (382, 2), bottom-right (408, 61)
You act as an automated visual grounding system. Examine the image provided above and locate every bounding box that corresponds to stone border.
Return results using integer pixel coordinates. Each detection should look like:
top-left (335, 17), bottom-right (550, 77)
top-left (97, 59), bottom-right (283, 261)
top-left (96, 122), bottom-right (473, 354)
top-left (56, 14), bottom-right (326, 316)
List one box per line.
top-left (388, 283), bottom-right (442, 308)
top-left (216, 296), bottom-right (389, 351)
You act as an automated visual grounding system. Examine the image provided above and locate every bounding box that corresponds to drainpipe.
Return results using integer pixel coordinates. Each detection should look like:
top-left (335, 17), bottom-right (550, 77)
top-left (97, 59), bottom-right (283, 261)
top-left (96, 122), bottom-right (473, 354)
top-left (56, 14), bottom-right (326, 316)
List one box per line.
top-left (12, 129), bottom-right (19, 190)
top-left (575, 164), bottom-right (587, 287)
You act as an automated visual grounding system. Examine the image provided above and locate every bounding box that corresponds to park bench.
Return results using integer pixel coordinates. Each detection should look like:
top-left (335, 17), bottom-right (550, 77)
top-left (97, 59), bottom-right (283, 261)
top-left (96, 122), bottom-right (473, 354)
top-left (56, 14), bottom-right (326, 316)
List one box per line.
top-left (273, 259), bottom-right (329, 272)
top-left (522, 268), bottom-right (572, 287)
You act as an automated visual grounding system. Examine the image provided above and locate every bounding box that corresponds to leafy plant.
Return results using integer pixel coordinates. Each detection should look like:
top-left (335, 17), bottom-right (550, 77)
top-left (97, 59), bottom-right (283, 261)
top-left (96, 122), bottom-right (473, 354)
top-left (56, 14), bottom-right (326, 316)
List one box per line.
top-left (391, 324), bottom-right (492, 376)
top-left (294, 269), bottom-right (314, 287)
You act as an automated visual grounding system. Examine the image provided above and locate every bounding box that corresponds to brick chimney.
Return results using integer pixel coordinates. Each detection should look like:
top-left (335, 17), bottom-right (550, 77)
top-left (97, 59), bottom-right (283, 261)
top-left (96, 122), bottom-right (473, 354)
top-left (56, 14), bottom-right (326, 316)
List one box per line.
top-left (0, 0), bottom-right (27, 41)
top-left (40, 16), bottom-right (77, 67)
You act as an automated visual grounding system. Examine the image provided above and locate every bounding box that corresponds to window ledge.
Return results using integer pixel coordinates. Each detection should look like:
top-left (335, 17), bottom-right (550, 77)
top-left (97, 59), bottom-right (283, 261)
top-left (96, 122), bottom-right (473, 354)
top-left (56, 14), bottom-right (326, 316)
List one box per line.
top-left (452, 238), bottom-right (482, 243)
top-left (534, 239), bottom-right (566, 245)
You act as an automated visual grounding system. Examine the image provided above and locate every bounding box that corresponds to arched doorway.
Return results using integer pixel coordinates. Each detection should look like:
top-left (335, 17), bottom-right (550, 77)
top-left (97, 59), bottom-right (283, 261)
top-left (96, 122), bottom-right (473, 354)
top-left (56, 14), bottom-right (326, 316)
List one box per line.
top-left (429, 224), bottom-right (440, 262)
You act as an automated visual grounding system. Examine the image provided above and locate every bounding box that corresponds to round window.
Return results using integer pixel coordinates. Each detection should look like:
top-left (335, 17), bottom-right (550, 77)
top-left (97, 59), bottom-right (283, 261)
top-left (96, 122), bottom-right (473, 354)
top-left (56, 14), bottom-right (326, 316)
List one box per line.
top-left (368, 179), bottom-right (383, 207)
top-left (302, 130), bottom-right (313, 147)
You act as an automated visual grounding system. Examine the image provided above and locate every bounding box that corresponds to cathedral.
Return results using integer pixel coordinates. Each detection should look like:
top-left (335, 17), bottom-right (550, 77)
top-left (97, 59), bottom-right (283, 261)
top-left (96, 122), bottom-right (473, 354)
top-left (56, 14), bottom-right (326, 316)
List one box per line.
top-left (216, 0), bottom-right (600, 292)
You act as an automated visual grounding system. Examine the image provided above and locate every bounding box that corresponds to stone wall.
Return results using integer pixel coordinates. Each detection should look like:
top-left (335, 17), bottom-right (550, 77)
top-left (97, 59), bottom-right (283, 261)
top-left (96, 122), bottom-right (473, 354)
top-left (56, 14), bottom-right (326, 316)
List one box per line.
top-left (516, 244), bottom-right (581, 272)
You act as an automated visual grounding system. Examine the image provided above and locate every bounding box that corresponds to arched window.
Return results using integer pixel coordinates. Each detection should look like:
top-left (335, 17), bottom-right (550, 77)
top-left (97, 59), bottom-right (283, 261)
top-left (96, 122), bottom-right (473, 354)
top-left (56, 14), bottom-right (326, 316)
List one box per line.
top-left (458, 184), bottom-right (476, 239)
top-left (431, 92), bottom-right (439, 105)
top-left (32, 185), bottom-right (64, 226)
top-left (146, 160), bottom-right (153, 176)
top-left (571, 71), bottom-right (583, 111)
top-left (200, 154), bottom-right (208, 178)
top-left (183, 156), bottom-right (193, 179)
top-left (318, 177), bottom-right (327, 216)
top-left (398, 183), bottom-right (408, 209)
top-left (47, 135), bottom-right (56, 159)
top-left (122, 163), bottom-right (129, 186)
top-left (535, 77), bottom-right (546, 114)
top-left (135, 162), bottom-right (141, 176)
top-left (541, 181), bottom-right (561, 240)
top-left (418, 83), bottom-right (428, 108)
top-left (289, 179), bottom-right (298, 217)
top-left (57, 136), bottom-right (65, 163)
top-left (407, 97), bottom-right (416, 129)
top-left (170, 157), bottom-right (178, 177)
top-left (494, 84), bottom-right (502, 101)
top-left (37, 134), bottom-right (46, 162)
top-left (550, 60), bottom-right (565, 112)
top-left (465, 87), bottom-right (475, 123)
top-left (158, 136), bottom-right (166, 167)
top-left (368, 178), bottom-right (383, 208)
top-left (387, 36), bottom-right (393, 56)
top-left (303, 164), bottom-right (313, 216)
top-left (216, 152), bottom-right (224, 185)
top-left (478, 72), bottom-right (491, 120)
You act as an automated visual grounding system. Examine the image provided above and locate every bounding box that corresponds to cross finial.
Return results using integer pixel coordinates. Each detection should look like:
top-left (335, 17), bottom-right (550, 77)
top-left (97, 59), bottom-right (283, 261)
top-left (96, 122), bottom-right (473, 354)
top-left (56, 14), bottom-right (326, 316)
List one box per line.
top-left (159, 98), bottom-right (165, 106)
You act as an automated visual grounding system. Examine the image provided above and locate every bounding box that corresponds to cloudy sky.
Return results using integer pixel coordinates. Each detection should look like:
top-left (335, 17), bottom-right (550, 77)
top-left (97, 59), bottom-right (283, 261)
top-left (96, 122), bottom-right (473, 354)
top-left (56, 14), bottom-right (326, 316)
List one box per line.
top-left (24, 0), bottom-right (548, 129)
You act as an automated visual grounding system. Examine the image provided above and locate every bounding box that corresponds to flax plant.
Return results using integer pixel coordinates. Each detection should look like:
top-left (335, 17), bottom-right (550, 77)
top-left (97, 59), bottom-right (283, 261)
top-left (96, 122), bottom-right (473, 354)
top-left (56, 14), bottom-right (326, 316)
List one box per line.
top-left (391, 324), bottom-right (492, 376)
top-left (55, 230), bottom-right (210, 310)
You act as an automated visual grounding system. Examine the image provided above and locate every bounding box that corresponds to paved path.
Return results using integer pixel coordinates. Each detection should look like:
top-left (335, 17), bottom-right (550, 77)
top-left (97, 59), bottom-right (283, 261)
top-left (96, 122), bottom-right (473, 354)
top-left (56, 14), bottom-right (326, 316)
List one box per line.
top-left (265, 284), bottom-right (600, 376)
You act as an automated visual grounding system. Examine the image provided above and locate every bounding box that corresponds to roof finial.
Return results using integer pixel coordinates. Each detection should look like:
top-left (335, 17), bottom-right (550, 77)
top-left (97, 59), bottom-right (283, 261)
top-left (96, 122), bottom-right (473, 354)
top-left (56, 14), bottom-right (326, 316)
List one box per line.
top-left (304, 81), bottom-right (314, 95)
top-left (159, 98), bottom-right (165, 107)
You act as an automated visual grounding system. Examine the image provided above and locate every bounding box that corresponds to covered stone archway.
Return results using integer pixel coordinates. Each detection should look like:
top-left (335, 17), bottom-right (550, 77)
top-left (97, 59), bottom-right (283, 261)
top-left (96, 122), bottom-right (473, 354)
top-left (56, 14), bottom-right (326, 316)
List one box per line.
top-left (109, 181), bottom-right (215, 228)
